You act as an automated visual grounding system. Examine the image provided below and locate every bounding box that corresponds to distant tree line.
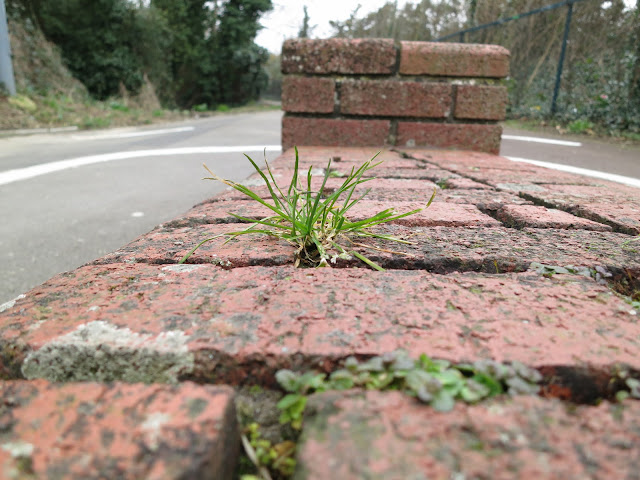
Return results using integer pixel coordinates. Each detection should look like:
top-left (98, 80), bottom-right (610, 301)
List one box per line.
top-left (6, 0), bottom-right (273, 108)
top-left (329, 0), bottom-right (640, 133)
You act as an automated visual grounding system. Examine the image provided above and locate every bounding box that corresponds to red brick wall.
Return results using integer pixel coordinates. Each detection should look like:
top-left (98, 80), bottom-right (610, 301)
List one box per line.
top-left (281, 39), bottom-right (510, 154)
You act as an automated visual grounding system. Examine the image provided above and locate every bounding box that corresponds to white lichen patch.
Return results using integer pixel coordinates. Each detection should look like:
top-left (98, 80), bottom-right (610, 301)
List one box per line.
top-left (1, 441), bottom-right (34, 458)
top-left (0, 294), bottom-right (26, 314)
top-left (161, 264), bottom-right (204, 273)
top-left (22, 321), bottom-right (194, 384)
top-left (140, 412), bottom-right (171, 451)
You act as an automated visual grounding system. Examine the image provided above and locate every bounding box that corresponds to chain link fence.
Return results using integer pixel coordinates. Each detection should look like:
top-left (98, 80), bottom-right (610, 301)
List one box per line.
top-left (439, 0), bottom-right (640, 134)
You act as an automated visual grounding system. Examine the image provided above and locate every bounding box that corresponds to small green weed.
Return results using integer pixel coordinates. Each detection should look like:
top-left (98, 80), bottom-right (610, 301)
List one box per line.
top-left (180, 148), bottom-right (436, 270)
top-left (217, 103), bottom-right (230, 112)
top-left (193, 103), bottom-right (208, 112)
top-left (275, 353), bottom-right (542, 430)
top-left (109, 101), bottom-right (130, 112)
top-left (81, 116), bottom-right (112, 129)
top-left (241, 423), bottom-right (296, 480)
top-left (567, 118), bottom-right (594, 134)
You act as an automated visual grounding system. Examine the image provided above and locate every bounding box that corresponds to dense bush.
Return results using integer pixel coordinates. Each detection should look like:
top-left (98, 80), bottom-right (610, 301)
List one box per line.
top-left (6, 0), bottom-right (273, 108)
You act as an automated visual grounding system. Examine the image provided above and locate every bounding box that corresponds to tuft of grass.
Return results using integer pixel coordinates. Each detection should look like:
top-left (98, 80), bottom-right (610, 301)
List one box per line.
top-left (179, 147), bottom-right (436, 270)
top-left (567, 118), bottom-right (595, 134)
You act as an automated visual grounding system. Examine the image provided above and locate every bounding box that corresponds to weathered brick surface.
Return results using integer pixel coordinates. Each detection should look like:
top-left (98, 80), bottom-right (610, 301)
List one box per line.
top-left (400, 41), bottom-right (510, 77)
top-left (396, 123), bottom-right (503, 154)
top-left (89, 223), bottom-right (639, 277)
top-left (1, 266), bottom-right (638, 386)
top-left (573, 204), bottom-right (640, 235)
top-left (282, 117), bottom-right (391, 151)
top-left (200, 177), bottom-right (528, 206)
top-left (4, 144), bottom-right (640, 477)
top-left (0, 380), bottom-right (238, 479)
top-left (340, 80), bottom-right (452, 118)
top-left (443, 177), bottom-right (492, 189)
top-left (281, 76), bottom-right (335, 113)
top-left (296, 391), bottom-right (640, 480)
top-left (455, 84), bottom-right (508, 120)
top-left (281, 38), bottom-right (397, 74)
top-left (168, 200), bottom-right (498, 229)
top-left (410, 149), bottom-right (601, 185)
top-left (495, 204), bottom-right (612, 231)
top-left (518, 184), bottom-right (640, 234)
top-left (92, 223), bottom-right (293, 266)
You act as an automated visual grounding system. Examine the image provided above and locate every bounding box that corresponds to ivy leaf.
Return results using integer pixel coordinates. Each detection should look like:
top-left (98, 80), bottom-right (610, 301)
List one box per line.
top-left (329, 369), bottom-right (355, 390)
top-left (298, 372), bottom-right (326, 393)
top-left (472, 372), bottom-right (504, 396)
top-left (344, 356), bottom-right (359, 371)
top-left (357, 356), bottom-right (385, 372)
top-left (431, 390), bottom-right (456, 412)
top-left (277, 394), bottom-right (308, 427)
top-left (434, 369), bottom-right (464, 386)
top-left (277, 393), bottom-right (305, 411)
top-left (626, 378), bottom-right (640, 398)
top-left (405, 370), bottom-right (434, 393)
top-left (460, 379), bottom-right (491, 403)
top-left (275, 369), bottom-right (299, 393)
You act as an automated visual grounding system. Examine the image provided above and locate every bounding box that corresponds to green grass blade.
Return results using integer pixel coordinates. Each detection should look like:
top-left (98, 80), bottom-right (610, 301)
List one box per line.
top-left (242, 154), bottom-right (286, 212)
top-left (178, 234), bottom-right (226, 264)
top-left (351, 250), bottom-right (385, 271)
top-left (287, 146), bottom-right (300, 197)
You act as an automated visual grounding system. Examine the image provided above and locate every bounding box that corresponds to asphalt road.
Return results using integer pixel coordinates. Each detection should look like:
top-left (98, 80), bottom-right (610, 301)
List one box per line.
top-left (1, 110), bottom-right (638, 304)
top-left (0, 111), bottom-right (282, 304)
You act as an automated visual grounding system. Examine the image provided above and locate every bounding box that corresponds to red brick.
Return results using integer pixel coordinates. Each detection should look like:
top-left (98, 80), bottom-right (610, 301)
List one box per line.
top-left (281, 38), bottom-right (397, 74)
top-left (281, 76), bottom-right (335, 113)
top-left (573, 204), bottom-right (640, 235)
top-left (396, 123), bottom-right (502, 154)
top-left (455, 84), bottom-right (508, 120)
top-left (533, 184), bottom-right (640, 204)
top-left (347, 201), bottom-right (500, 227)
top-left (443, 177), bottom-right (492, 189)
top-left (282, 116), bottom-right (391, 151)
top-left (324, 178), bottom-right (440, 201)
top-left (1, 266), bottom-right (639, 385)
top-left (88, 223), bottom-right (639, 278)
top-left (434, 189), bottom-right (533, 206)
top-left (298, 391), bottom-right (640, 480)
top-left (400, 41), bottom-right (510, 77)
top-left (410, 150), bottom-right (599, 185)
top-left (167, 200), bottom-right (497, 229)
top-left (408, 149), bottom-right (523, 170)
top-left (340, 80), bottom-right (451, 118)
top-left (518, 185), bottom-right (640, 235)
top-left (0, 380), bottom-right (238, 479)
top-left (496, 205), bottom-right (612, 231)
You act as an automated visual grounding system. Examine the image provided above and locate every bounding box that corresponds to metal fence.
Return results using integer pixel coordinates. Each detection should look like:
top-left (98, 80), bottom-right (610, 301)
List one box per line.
top-left (436, 0), bottom-right (639, 131)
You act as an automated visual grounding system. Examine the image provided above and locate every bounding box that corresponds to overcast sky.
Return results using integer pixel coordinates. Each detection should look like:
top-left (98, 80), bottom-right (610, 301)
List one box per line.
top-left (255, 1), bottom-right (413, 53)
top-left (255, 0), bottom-right (637, 54)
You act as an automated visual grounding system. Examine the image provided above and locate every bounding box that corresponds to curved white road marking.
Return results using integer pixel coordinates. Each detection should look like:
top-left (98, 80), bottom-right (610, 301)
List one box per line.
top-left (71, 126), bottom-right (195, 140)
top-left (506, 156), bottom-right (640, 189)
top-left (0, 146), bottom-right (283, 186)
top-left (502, 135), bottom-right (582, 147)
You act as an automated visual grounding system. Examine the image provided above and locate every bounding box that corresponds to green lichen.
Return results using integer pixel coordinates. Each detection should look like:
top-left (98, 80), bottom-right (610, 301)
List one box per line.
top-left (21, 321), bottom-right (194, 383)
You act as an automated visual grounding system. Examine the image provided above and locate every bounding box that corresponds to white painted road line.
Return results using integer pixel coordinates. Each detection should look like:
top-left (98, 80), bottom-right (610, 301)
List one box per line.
top-left (71, 126), bottom-right (196, 140)
top-left (0, 146), bottom-right (283, 186)
top-left (502, 135), bottom-right (582, 147)
top-left (506, 156), bottom-right (640, 189)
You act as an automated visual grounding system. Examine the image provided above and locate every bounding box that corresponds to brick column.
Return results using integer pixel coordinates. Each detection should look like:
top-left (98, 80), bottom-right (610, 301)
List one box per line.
top-left (281, 39), bottom-right (510, 154)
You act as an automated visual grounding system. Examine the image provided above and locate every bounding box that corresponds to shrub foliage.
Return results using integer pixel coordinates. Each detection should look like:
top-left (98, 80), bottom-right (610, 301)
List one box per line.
top-left (6, 0), bottom-right (273, 108)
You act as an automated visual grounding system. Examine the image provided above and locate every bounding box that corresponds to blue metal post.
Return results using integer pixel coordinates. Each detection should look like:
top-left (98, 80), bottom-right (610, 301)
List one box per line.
top-left (0, 0), bottom-right (16, 95)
